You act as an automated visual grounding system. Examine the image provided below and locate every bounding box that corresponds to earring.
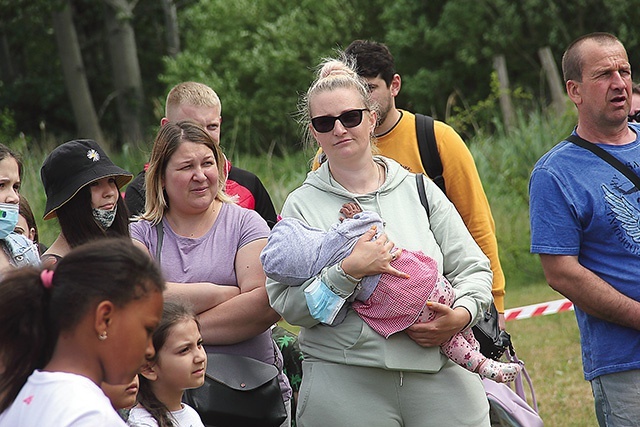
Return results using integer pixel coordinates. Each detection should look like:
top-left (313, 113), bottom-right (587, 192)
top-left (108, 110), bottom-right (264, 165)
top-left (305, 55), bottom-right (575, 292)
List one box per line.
top-left (98, 331), bottom-right (108, 341)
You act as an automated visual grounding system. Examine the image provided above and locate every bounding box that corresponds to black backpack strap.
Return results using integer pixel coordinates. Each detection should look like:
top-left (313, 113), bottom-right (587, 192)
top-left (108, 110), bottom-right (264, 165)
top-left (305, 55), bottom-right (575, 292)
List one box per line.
top-left (415, 113), bottom-right (446, 195)
top-left (566, 134), bottom-right (640, 191)
top-left (416, 173), bottom-right (429, 217)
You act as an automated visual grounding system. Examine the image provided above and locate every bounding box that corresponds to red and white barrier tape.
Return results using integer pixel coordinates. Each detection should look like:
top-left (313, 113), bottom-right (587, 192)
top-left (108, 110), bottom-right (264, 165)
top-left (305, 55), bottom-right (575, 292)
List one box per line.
top-left (504, 298), bottom-right (574, 321)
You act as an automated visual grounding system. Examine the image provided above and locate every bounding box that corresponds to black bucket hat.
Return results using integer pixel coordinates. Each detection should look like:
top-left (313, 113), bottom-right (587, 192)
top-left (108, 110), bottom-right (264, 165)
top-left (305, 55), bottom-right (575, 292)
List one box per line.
top-left (40, 139), bottom-right (133, 220)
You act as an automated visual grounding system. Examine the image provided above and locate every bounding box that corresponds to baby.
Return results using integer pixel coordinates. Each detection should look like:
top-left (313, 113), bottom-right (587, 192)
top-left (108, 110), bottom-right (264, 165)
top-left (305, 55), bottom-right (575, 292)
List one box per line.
top-left (261, 203), bottom-right (521, 383)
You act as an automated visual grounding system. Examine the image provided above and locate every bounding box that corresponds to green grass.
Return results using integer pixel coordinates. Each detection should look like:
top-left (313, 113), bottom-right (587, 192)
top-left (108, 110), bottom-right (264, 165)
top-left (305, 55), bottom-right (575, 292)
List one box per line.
top-left (504, 283), bottom-right (595, 427)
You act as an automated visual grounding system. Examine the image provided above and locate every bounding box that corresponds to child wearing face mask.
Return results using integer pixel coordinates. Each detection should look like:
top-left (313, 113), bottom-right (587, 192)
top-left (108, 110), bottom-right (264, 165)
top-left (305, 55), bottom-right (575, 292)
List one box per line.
top-left (39, 139), bottom-right (133, 268)
top-left (16, 196), bottom-right (48, 255)
top-left (0, 144), bottom-right (39, 273)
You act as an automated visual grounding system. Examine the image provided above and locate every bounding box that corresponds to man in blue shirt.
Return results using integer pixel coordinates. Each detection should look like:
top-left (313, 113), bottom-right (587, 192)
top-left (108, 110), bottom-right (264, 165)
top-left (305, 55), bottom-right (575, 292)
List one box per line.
top-left (530, 32), bottom-right (640, 426)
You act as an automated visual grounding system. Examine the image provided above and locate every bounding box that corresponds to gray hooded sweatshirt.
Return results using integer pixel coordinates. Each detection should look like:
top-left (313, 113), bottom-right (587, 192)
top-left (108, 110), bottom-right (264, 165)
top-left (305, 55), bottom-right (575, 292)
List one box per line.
top-left (266, 156), bottom-right (492, 372)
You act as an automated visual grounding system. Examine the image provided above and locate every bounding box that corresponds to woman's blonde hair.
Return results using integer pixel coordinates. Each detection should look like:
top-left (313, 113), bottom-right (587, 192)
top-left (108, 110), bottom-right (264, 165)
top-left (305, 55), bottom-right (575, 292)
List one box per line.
top-left (140, 120), bottom-right (233, 225)
top-left (299, 54), bottom-right (378, 150)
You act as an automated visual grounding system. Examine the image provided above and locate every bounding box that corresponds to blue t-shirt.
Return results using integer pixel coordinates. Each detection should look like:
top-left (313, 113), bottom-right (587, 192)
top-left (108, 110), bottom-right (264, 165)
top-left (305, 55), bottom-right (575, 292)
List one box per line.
top-left (529, 124), bottom-right (640, 380)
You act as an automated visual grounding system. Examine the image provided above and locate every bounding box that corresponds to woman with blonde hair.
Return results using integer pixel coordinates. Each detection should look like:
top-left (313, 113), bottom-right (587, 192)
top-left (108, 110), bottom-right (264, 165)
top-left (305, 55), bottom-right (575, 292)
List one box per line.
top-left (266, 56), bottom-right (493, 426)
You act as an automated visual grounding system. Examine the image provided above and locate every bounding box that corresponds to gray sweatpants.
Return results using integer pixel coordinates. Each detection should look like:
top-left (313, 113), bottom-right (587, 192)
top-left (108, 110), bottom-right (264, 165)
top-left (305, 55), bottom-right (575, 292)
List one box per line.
top-left (295, 358), bottom-right (490, 427)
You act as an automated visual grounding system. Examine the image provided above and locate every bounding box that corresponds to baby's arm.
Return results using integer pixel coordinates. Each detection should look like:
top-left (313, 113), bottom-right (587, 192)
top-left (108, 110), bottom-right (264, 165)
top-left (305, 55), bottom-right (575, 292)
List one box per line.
top-left (339, 202), bottom-right (362, 221)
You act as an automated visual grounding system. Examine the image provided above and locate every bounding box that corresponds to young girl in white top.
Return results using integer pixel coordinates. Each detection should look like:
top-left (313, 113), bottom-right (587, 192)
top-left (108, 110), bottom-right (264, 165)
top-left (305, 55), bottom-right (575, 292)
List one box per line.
top-left (0, 238), bottom-right (165, 426)
top-left (128, 301), bottom-right (207, 427)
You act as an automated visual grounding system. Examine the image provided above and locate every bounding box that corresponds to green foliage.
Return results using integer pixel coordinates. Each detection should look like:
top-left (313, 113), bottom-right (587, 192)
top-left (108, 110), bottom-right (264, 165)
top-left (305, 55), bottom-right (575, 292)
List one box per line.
top-left (161, 0), bottom-right (376, 154)
top-left (0, 108), bottom-right (17, 142)
top-left (503, 283), bottom-right (595, 426)
top-left (0, 0), bottom-right (169, 145)
top-left (468, 104), bottom-right (576, 286)
top-left (446, 71), bottom-right (536, 139)
top-left (229, 146), bottom-right (314, 213)
top-left (2, 0), bottom-right (640, 153)
top-left (381, 0), bottom-right (639, 128)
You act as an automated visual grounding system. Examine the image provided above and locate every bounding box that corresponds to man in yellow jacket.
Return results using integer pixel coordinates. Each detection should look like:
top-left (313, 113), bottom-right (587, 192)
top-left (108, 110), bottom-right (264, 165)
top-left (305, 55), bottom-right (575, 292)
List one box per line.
top-left (312, 39), bottom-right (506, 326)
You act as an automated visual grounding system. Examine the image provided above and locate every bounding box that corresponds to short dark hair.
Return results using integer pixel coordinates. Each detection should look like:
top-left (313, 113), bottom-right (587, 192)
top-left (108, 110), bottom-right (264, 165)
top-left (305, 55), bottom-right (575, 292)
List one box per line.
top-left (18, 196), bottom-right (39, 246)
top-left (345, 40), bottom-right (396, 87)
top-left (562, 32), bottom-right (622, 82)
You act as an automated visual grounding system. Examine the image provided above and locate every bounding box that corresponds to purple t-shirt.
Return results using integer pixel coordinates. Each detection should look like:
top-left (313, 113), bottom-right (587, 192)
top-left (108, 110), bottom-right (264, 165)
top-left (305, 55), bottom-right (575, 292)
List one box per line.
top-left (130, 203), bottom-right (272, 357)
top-left (130, 202), bottom-right (292, 400)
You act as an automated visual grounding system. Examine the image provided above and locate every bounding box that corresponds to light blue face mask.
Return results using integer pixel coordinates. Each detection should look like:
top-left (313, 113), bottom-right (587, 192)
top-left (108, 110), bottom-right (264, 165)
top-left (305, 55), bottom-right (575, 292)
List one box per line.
top-left (304, 277), bottom-right (346, 325)
top-left (0, 202), bottom-right (19, 239)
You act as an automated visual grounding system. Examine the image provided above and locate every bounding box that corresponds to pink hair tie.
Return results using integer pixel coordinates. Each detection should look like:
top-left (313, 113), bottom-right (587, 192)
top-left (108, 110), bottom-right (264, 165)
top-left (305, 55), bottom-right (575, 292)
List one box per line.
top-left (40, 270), bottom-right (54, 289)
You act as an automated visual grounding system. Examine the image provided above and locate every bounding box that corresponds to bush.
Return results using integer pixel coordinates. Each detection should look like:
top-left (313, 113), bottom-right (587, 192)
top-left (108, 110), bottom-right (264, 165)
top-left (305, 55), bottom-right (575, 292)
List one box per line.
top-left (468, 106), bottom-right (576, 286)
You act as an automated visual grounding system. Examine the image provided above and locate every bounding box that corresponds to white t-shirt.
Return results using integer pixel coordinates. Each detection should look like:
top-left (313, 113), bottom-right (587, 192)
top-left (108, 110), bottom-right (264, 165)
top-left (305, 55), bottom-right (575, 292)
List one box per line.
top-left (127, 404), bottom-right (204, 427)
top-left (0, 370), bottom-right (126, 426)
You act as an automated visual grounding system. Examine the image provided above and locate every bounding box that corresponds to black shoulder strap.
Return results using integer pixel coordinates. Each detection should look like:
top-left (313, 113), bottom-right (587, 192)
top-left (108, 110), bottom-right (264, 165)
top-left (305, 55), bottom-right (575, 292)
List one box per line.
top-left (565, 134), bottom-right (640, 191)
top-left (416, 173), bottom-right (429, 217)
top-left (415, 113), bottom-right (446, 195)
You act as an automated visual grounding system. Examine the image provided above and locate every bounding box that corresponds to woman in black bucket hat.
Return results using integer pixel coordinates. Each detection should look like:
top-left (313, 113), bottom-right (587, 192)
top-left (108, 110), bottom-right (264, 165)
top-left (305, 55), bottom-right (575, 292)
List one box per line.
top-left (40, 139), bottom-right (133, 268)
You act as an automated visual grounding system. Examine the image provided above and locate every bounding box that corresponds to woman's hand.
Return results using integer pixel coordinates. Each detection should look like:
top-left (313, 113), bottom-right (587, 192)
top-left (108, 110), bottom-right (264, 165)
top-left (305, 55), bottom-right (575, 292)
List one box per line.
top-left (405, 302), bottom-right (471, 347)
top-left (340, 227), bottom-right (409, 279)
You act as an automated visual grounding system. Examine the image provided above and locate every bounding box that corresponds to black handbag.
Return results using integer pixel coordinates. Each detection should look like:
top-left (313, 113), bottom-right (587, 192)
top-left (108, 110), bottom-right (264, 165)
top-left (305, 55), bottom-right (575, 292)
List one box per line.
top-left (183, 353), bottom-right (287, 427)
top-left (472, 303), bottom-right (512, 360)
top-left (155, 224), bottom-right (286, 426)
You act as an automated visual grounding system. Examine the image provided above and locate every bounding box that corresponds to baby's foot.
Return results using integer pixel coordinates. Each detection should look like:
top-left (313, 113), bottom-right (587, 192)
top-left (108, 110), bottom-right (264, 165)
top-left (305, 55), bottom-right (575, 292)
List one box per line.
top-left (478, 358), bottom-right (522, 383)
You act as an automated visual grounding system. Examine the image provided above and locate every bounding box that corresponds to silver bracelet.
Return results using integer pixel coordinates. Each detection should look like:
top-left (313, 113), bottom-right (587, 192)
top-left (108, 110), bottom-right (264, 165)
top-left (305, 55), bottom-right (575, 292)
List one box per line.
top-left (336, 261), bottom-right (362, 284)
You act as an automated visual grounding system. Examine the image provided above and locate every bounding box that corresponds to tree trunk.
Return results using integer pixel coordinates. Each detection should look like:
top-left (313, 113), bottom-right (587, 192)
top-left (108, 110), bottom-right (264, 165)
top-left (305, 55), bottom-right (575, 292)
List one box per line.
top-left (51, 1), bottom-right (104, 142)
top-left (103, 0), bottom-right (144, 148)
top-left (538, 47), bottom-right (567, 114)
top-left (161, 0), bottom-right (180, 57)
top-left (493, 55), bottom-right (515, 131)
top-left (0, 32), bottom-right (16, 84)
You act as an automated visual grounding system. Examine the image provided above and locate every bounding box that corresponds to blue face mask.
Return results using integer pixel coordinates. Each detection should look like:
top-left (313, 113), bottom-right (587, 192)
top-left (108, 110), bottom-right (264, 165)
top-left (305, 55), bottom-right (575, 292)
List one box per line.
top-left (0, 202), bottom-right (19, 239)
top-left (304, 277), bottom-right (346, 325)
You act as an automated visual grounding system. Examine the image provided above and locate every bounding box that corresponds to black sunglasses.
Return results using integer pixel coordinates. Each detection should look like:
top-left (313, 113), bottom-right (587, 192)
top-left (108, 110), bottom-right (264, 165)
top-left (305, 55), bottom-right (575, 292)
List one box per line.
top-left (311, 109), bottom-right (369, 133)
top-left (629, 111), bottom-right (640, 123)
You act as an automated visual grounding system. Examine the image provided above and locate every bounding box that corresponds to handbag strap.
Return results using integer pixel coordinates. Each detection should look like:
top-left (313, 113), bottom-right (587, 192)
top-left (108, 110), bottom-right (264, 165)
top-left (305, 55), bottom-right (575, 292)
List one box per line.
top-left (506, 346), bottom-right (539, 413)
top-left (565, 133), bottom-right (640, 190)
top-left (156, 219), bottom-right (283, 371)
top-left (155, 221), bottom-right (164, 264)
